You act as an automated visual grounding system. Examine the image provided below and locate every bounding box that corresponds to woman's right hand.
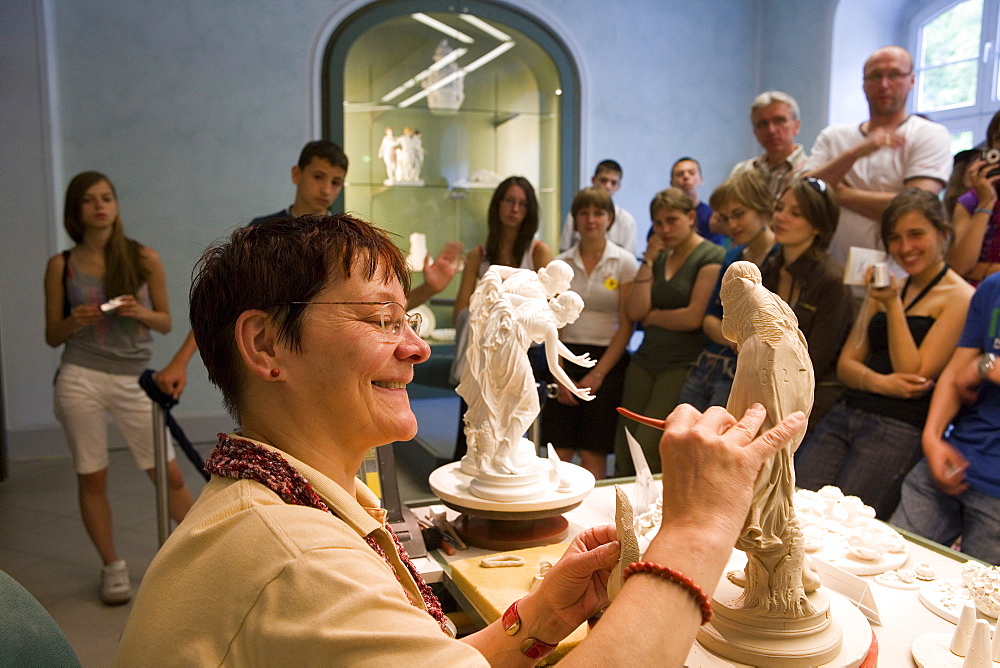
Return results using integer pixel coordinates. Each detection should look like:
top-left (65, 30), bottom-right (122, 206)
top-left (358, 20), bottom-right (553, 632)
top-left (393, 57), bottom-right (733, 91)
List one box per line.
top-left (555, 382), bottom-right (581, 406)
top-left (70, 303), bottom-right (103, 330)
top-left (642, 236), bottom-right (666, 265)
top-left (866, 269), bottom-right (901, 306)
top-left (656, 404), bottom-right (806, 542)
top-left (968, 158), bottom-right (1000, 208)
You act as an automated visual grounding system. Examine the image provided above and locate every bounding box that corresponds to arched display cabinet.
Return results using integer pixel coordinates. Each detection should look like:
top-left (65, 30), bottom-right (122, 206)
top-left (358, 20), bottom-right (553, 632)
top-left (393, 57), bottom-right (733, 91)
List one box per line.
top-left (322, 1), bottom-right (579, 325)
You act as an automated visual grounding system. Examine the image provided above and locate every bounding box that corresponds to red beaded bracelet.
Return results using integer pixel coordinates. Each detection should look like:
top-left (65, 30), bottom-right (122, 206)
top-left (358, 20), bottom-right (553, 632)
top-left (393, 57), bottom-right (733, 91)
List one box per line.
top-left (622, 561), bottom-right (713, 625)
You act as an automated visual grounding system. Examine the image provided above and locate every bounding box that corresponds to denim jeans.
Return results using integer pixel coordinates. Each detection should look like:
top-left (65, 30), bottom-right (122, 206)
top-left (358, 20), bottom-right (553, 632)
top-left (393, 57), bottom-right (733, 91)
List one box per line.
top-left (794, 403), bottom-right (923, 519)
top-left (891, 459), bottom-right (1000, 566)
top-left (676, 350), bottom-right (735, 412)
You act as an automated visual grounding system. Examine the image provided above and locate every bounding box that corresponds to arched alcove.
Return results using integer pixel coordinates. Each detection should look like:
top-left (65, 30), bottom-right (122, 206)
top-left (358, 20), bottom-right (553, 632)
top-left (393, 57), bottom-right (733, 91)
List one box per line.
top-left (322, 1), bottom-right (579, 298)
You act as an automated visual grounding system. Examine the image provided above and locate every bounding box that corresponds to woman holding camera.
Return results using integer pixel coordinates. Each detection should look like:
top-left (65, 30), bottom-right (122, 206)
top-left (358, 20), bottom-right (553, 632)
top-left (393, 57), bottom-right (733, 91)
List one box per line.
top-left (44, 171), bottom-right (194, 605)
top-left (795, 188), bottom-right (973, 519)
top-left (948, 110), bottom-right (1000, 284)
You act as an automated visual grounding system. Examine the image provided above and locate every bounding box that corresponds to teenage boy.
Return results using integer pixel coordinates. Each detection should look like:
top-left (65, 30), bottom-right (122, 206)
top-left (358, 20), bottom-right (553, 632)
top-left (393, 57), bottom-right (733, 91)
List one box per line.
top-left (671, 157), bottom-right (726, 246)
top-left (154, 140), bottom-right (461, 398)
top-left (559, 160), bottom-right (637, 254)
top-left (248, 140), bottom-right (349, 225)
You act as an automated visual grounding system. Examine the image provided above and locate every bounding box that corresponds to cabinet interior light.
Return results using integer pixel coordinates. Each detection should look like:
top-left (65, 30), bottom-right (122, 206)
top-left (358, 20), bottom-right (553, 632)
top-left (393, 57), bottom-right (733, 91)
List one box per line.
top-left (411, 13), bottom-right (475, 44)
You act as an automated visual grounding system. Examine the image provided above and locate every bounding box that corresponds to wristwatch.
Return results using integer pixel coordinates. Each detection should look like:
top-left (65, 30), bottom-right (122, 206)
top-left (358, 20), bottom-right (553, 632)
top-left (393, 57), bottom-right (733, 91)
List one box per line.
top-left (977, 352), bottom-right (997, 381)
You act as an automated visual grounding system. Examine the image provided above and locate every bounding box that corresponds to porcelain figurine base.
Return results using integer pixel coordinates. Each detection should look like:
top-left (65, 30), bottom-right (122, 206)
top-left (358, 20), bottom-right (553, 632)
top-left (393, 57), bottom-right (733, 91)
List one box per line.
top-left (696, 552), bottom-right (873, 667)
top-left (452, 514), bottom-right (569, 551)
top-left (428, 460), bottom-right (594, 550)
top-left (468, 465), bottom-right (548, 502)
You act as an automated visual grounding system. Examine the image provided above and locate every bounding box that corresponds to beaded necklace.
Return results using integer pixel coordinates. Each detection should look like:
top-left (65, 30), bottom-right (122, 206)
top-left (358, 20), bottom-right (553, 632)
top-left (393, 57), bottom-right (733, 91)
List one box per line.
top-left (204, 434), bottom-right (451, 636)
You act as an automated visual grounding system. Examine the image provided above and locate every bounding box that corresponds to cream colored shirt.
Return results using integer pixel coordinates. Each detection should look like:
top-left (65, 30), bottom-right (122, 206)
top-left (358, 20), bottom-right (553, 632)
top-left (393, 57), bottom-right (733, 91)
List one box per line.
top-left (115, 438), bottom-right (487, 667)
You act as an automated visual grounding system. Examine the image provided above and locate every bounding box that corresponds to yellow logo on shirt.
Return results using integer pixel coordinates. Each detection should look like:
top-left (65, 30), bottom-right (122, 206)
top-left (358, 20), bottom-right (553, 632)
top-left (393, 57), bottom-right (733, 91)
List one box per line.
top-left (604, 277), bottom-right (619, 291)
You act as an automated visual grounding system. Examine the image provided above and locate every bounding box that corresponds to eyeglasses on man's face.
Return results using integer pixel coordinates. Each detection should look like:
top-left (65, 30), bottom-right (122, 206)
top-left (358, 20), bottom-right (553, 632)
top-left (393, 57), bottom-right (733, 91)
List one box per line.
top-left (284, 301), bottom-right (422, 342)
top-left (500, 197), bottom-right (529, 210)
top-left (863, 69), bottom-right (912, 84)
top-left (753, 116), bottom-right (792, 131)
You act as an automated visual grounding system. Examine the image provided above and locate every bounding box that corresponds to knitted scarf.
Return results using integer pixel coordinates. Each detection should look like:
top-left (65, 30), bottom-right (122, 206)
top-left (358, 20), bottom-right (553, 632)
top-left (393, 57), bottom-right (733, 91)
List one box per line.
top-left (204, 434), bottom-right (451, 635)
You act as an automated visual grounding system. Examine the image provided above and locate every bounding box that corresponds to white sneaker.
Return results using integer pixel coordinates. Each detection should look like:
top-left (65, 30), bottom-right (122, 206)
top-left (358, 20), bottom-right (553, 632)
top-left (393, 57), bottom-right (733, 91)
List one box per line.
top-left (100, 559), bottom-right (131, 605)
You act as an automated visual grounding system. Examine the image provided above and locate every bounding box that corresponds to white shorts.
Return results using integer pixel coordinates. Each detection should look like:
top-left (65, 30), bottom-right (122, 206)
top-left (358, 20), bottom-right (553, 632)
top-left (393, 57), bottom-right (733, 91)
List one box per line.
top-left (53, 362), bottom-right (176, 475)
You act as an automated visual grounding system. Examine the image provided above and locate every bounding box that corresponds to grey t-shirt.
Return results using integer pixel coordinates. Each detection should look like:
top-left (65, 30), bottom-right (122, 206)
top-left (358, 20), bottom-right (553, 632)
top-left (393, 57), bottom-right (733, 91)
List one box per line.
top-left (61, 256), bottom-right (153, 375)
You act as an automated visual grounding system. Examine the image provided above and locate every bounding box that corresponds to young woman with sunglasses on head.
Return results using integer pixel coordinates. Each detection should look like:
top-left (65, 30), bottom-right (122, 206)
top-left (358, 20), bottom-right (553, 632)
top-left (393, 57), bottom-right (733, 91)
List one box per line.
top-left (760, 177), bottom-right (854, 428)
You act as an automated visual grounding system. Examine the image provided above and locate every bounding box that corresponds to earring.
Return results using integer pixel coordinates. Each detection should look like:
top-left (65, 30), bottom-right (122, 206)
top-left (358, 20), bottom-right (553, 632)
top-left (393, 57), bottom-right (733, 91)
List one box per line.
top-left (270, 368), bottom-right (280, 378)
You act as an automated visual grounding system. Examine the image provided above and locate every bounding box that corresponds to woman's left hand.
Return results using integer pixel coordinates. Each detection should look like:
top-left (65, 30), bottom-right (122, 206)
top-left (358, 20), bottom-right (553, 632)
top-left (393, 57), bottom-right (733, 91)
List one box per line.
top-left (113, 295), bottom-right (150, 322)
top-left (877, 371), bottom-right (934, 399)
top-left (555, 382), bottom-right (581, 406)
top-left (520, 525), bottom-right (619, 641)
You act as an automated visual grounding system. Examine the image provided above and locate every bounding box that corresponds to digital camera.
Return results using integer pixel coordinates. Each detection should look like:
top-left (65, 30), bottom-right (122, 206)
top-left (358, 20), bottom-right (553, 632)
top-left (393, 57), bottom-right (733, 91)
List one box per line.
top-left (977, 148), bottom-right (1000, 178)
top-left (871, 262), bottom-right (890, 289)
top-left (977, 147), bottom-right (1000, 164)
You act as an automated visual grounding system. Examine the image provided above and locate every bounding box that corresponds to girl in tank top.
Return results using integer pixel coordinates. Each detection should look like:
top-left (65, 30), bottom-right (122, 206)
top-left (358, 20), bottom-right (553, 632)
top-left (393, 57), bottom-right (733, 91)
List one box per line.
top-left (43, 171), bottom-right (194, 605)
top-left (452, 176), bottom-right (553, 319)
top-left (795, 188), bottom-right (974, 519)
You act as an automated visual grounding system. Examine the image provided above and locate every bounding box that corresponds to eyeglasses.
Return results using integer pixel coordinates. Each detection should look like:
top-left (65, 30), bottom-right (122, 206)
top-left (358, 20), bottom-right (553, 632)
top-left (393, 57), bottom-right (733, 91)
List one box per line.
top-left (863, 69), bottom-right (912, 83)
top-left (284, 301), bottom-right (421, 342)
top-left (500, 197), bottom-right (529, 210)
top-left (717, 208), bottom-right (749, 225)
top-left (753, 116), bottom-right (792, 131)
top-left (805, 177), bottom-right (828, 194)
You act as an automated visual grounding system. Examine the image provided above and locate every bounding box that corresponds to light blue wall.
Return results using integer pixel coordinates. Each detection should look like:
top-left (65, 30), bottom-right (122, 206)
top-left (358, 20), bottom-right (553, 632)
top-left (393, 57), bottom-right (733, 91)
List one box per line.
top-left (2, 0), bottom-right (914, 458)
top-left (830, 0), bottom-right (910, 126)
top-left (757, 0), bottom-right (838, 148)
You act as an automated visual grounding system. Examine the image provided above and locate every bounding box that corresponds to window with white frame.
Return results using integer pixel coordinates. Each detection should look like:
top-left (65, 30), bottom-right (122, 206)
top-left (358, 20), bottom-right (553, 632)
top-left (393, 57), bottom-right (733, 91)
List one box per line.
top-left (912, 0), bottom-right (999, 152)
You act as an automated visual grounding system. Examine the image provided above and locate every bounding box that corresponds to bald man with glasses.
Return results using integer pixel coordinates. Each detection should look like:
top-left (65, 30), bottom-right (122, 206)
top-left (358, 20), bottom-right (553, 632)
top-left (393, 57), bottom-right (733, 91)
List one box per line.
top-left (730, 91), bottom-right (810, 199)
top-left (805, 45), bottom-right (952, 266)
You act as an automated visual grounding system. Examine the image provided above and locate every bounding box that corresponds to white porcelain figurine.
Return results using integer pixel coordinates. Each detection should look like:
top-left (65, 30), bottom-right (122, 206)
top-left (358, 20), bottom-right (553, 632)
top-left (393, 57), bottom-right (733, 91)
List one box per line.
top-left (457, 261), bottom-right (593, 491)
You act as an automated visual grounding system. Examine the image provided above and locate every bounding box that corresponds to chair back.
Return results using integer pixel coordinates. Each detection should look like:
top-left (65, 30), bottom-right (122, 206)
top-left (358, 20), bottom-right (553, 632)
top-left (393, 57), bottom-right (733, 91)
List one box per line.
top-left (0, 569), bottom-right (80, 667)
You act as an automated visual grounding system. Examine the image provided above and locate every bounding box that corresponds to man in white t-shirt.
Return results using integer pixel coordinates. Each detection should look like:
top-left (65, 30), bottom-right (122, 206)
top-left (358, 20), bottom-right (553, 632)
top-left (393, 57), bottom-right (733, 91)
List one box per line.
top-left (806, 45), bottom-right (952, 265)
top-left (560, 160), bottom-right (637, 254)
